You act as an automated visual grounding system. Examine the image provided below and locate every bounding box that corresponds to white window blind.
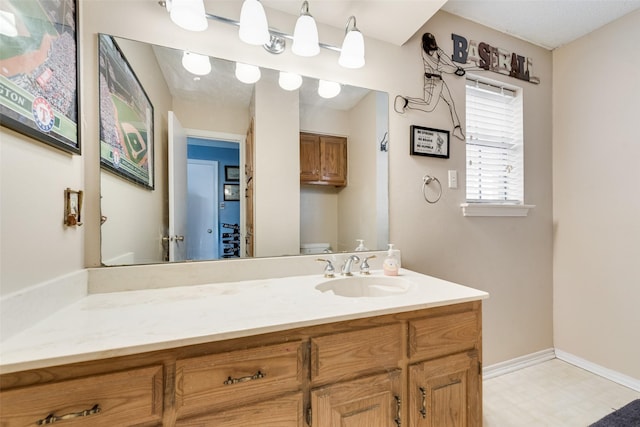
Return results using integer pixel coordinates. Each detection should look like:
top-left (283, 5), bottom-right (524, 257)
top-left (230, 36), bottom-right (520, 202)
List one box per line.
top-left (465, 79), bottom-right (523, 203)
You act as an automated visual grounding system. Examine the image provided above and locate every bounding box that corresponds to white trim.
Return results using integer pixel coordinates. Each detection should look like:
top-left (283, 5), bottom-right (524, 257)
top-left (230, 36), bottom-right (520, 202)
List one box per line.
top-left (185, 129), bottom-right (244, 145)
top-left (461, 203), bottom-right (535, 217)
top-left (555, 349), bottom-right (640, 392)
top-left (483, 348), bottom-right (556, 380)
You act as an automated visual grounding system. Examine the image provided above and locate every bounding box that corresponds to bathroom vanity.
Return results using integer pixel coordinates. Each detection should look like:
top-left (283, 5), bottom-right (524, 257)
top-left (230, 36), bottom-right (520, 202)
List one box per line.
top-left (0, 267), bottom-right (487, 426)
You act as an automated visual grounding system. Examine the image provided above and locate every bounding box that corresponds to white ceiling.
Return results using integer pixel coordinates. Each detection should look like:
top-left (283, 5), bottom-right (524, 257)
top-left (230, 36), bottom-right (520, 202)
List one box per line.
top-left (262, 0), bottom-right (448, 46)
top-left (440, 0), bottom-right (640, 50)
top-left (262, 0), bottom-right (640, 50)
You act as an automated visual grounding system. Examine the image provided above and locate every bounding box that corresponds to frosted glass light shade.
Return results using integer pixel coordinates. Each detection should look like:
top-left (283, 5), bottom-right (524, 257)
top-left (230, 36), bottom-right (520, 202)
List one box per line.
top-left (235, 62), bottom-right (261, 84)
top-left (292, 14), bottom-right (319, 57)
top-left (182, 51), bottom-right (211, 76)
top-left (279, 71), bottom-right (303, 91)
top-left (169, 0), bottom-right (208, 32)
top-left (338, 29), bottom-right (365, 69)
top-left (318, 80), bottom-right (341, 99)
top-left (239, 0), bottom-right (270, 45)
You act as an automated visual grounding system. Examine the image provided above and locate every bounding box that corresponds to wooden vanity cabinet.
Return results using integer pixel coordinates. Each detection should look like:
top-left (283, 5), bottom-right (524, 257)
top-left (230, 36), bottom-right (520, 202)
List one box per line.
top-left (310, 371), bottom-right (402, 427)
top-left (406, 302), bottom-right (482, 427)
top-left (174, 341), bottom-right (305, 422)
top-left (309, 324), bottom-right (403, 427)
top-left (300, 132), bottom-right (347, 187)
top-left (0, 365), bottom-right (163, 427)
top-left (408, 352), bottom-right (480, 427)
top-left (0, 301), bottom-right (482, 427)
top-left (175, 392), bottom-right (305, 427)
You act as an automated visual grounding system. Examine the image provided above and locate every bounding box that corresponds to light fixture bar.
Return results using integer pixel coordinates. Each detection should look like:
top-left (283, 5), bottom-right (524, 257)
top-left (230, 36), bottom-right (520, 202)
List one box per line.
top-left (204, 11), bottom-right (341, 53)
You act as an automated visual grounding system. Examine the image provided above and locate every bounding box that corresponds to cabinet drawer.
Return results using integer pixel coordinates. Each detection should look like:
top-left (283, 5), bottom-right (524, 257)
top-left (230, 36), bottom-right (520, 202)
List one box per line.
top-left (0, 365), bottom-right (163, 427)
top-left (408, 309), bottom-right (479, 361)
top-left (176, 392), bottom-right (304, 427)
top-left (311, 324), bottom-right (401, 385)
top-left (175, 341), bottom-right (304, 417)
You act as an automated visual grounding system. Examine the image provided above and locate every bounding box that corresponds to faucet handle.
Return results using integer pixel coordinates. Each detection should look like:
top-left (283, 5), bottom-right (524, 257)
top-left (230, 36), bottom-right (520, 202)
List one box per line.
top-left (316, 258), bottom-right (335, 278)
top-left (360, 255), bottom-right (376, 275)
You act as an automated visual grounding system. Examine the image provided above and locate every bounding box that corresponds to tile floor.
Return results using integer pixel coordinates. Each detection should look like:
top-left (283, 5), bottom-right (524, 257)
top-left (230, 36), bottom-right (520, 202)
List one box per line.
top-left (483, 358), bottom-right (640, 426)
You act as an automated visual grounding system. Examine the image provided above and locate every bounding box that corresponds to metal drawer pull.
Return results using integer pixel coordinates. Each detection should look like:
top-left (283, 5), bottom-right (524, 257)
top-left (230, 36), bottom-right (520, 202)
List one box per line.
top-left (394, 395), bottom-right (402, 427)
top-left (37, 404), bottom-right (101, 425)
top-left (419, 387), bottom-right (427, 418)
top-left (223, 370), bottom-right (265, 385)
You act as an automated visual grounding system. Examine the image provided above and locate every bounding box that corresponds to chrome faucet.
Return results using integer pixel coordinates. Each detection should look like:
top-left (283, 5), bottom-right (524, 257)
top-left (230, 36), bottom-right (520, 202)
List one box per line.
top-left (360, 255), bottom-right (376, 275)
top-left (341, 255), bottom-right (360, 276)
top-left (316, 258), bottom-right (335, 278)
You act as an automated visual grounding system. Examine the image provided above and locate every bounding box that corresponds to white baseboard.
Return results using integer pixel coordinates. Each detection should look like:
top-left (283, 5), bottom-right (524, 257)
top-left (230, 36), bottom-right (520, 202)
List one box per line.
top-left (483, 348), bottom-right (556, 380)
top-left (555, 349), bottom-right (640, 392)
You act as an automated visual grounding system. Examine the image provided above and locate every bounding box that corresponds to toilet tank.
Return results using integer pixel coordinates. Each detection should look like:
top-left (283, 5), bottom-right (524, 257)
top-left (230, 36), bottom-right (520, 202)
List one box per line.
top-left (300, 243), bottom-right (331, 255)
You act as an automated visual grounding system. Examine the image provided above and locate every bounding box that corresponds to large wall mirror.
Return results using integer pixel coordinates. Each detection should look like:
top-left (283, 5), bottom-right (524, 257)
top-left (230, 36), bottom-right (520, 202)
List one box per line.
top-left (100, 35), bottom-right (389, 266)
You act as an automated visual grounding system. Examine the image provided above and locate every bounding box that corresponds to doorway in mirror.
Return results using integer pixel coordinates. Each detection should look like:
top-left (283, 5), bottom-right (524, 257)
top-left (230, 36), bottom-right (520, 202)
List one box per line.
top-left (188, 137), bottom-right (241, 260)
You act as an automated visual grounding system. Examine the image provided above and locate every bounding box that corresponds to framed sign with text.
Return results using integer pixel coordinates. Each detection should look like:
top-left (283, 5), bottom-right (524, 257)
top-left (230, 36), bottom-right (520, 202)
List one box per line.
top-left (410, 125), bottom-right (449, 159)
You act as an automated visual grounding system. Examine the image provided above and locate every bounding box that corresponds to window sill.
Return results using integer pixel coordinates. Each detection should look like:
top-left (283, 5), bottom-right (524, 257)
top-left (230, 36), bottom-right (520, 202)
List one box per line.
top-left (460, 203), bottom-right (535, 217)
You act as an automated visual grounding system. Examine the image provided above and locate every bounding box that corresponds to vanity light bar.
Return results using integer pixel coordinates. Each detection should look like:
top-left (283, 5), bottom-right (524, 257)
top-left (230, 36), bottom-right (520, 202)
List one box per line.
top-left (159, 1), bottom-right (351, 56)
top-left (203, 12), bottom-right (342, 54)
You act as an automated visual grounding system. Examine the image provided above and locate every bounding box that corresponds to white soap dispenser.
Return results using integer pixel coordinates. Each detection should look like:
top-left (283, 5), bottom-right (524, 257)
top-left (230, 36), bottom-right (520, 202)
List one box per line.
top-left (383, 244), bottom-right (399, 276)
top-left (354, 239), bottom-right (368, 251)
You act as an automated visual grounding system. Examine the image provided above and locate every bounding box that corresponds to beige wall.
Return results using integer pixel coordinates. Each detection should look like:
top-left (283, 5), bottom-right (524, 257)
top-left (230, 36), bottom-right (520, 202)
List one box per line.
top-left (392, 12), bottom-right (554, 366)
top-left (0, 135), bottom-right (84, 295)
top-left (1, 1), bottom-right (560, 368)
top-left (299, 104), bottom-right (347, 252)
top-left (339, 91), bottom-right (380, 252)
top-left (553, 10), bottom-right (640, 379)
top-left (253, 78), bottom-right (300, 257)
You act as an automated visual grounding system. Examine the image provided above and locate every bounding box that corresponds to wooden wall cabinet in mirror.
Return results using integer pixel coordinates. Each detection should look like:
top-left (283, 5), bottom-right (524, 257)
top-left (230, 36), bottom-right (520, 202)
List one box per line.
top-left (300, 132), bottom-right (347, 187)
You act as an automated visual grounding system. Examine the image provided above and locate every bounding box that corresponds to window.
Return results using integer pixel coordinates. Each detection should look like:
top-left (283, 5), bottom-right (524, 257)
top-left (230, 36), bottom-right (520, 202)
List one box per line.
top-left (465, 79), bottom-right (523, 204)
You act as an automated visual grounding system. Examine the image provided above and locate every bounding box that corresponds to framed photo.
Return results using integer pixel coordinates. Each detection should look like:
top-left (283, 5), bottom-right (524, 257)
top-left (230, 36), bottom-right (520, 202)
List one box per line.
top-left (224, 184), bottom-right (240, 201)
top-left (225, 165), bottom-right (240, 181)
top-left (410, 125), bottom-right (449, 159)
top-left (0, 0), bottom-right (80, 154)
top-left (98, 34), bottom-right (154, 189)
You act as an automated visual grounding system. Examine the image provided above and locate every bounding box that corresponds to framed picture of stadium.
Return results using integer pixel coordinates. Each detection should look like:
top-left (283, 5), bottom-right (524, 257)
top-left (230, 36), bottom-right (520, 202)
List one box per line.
top-left (98, 34), bottom-right (154, 189)
top-left (0, 0), bottom-right (80, 154)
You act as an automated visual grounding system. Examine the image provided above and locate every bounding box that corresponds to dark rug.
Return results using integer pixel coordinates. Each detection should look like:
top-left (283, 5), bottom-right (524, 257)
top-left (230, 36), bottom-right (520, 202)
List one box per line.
top-left (590, 399), bottom-right (640, 426)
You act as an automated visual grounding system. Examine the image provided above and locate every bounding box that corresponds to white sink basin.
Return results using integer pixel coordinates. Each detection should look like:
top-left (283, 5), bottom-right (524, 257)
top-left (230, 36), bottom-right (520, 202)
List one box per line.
top-left (315, 276), bottom-right (412, 298)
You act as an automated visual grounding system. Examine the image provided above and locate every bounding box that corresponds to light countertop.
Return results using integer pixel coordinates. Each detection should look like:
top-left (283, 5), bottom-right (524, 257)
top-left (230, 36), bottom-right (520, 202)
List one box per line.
top-left (0, 269), bottom-right (488, 374)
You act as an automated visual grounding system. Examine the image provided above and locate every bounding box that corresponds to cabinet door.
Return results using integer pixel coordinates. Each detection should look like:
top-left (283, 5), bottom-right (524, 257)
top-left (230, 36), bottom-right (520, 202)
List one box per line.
top-left (300, 133), bottom-right (321, 182)
top-left (408, 352), bottom-right (481, 427)
top-left (311, 370), bottom-right (401, 427)
top-left (319, 136), bottom-right (347, 186)
top-left (176, 392), bottom-right (304, 427)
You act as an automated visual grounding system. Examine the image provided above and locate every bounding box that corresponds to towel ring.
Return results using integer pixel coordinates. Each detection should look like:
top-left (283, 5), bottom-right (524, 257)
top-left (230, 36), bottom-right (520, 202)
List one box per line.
top-left (422, 174), bottom-right (442, 204)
